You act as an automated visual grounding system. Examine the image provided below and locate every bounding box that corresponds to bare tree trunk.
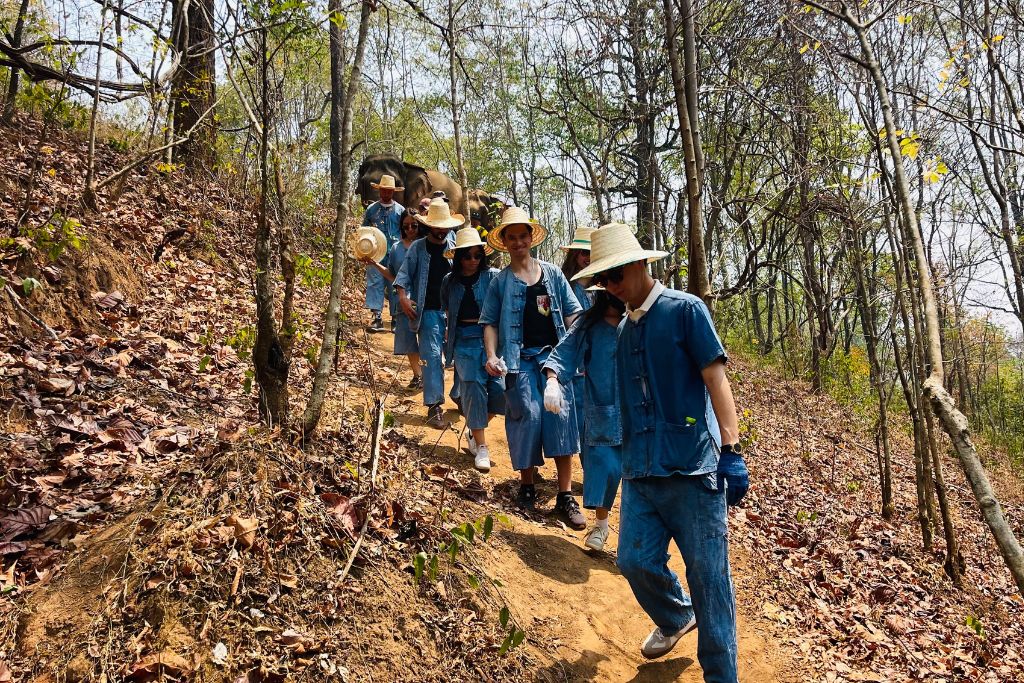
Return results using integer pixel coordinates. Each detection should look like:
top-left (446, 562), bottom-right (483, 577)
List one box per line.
top-left (302, 0), bottom-right (374, 437)
top-left (820, 1), bottom-right (1024, 593)
top-left (83, 0), bottom-right (110, 210)
top-left (446, 3), bottom-right (470, 224)
top-left (663, 0), bottom-right (709, 303)
top-left (170, 0), bottom-right (217, 171)
top-left (1, 0), bottom-right (31, 122)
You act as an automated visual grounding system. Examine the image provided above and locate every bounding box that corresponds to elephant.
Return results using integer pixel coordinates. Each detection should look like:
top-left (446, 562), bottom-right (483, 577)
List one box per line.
top-left (467, 189), bottom-right (506, 231)
top-left (356, 154), bottom-right (465, 212)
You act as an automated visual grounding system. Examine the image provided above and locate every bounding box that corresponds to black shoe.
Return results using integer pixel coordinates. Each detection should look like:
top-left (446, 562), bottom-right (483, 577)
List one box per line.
top-left (367, 312), bottom-right (385, 333)
top-left (425, 403), bottom-right (448, 429)
top-left (390, 317), bottom-right (397, 333)
top-left (407, 376), bottom-right (422, 389)
top-left (556, 492), bottom-right (586, 530)
top-left (516, 484), bottom-right (537, 511)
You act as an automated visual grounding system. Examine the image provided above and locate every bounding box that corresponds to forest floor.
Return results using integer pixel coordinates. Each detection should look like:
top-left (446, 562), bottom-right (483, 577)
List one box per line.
top-left (2, 113), bottom-right (1024, 681)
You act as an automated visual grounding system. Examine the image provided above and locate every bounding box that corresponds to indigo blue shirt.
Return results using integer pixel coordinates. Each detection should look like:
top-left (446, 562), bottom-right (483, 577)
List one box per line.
top-left (441, 267), bottom-right (500, 362)
top-left (544, 317), bottom-right (622, 447)
top-left (616, 287), bottom-right (726, 479)
top-left (479, 261), bottom-right (583, 373)
top-left (362, 201), bottom-right (405, 251)
top-left (383, 240), bottom-right (412, 307)
top-left (393, 233), bottom-right (457, 333)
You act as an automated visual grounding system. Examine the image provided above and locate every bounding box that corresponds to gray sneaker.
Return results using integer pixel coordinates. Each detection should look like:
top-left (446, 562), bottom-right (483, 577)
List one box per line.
top-left (555, 493), bottom-right (586, 530)
top-left (425, 404), bottom-right (448, 429)
top-left (640, 617), bottom-right (697, 659)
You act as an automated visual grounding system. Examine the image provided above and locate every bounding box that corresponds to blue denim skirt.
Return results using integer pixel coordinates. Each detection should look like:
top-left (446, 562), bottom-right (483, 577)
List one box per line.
top-left (582, 443), bottom-right (622, 510)
top-left (453, 325), bottom-right (505, 429)
top-left (504, 347), bottom-right (580, 470)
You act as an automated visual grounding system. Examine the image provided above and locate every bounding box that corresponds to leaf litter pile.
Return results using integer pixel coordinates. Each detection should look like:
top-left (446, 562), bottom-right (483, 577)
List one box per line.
top-left (728, 361), bottom-right (1024, 682)
top-left (1, 115), bottom-right (525, 681)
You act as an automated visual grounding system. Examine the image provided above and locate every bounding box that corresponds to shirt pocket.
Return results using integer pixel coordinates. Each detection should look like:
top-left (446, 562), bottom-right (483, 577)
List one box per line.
top-left (585, 404), bottom-right (622, 447)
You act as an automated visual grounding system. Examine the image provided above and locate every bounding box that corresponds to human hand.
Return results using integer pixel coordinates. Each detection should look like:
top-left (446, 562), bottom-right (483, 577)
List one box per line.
top-left (717, 452), bottom-right (749, 506)
top-left (399, 296), bottom-right (417, 320)
top-left (543, 377), bottom-right (566, 415)
top-left (485, 355), bottom-right (504, 377)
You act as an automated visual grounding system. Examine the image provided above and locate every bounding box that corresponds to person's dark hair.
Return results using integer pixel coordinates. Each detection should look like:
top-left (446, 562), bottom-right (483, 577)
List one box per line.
top-left (580, 290), bottom-right (626, 330)
top-left (400, 209), bottom-right (427, 239)
top-left (455, 245), bottom-right (490, 275)
top-left (561, 248), bottom-right (587, 280)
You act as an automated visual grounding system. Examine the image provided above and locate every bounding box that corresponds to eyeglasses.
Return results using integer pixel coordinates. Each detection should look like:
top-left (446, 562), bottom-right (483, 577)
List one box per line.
top-left (460, 250), bottom-right (484, 260)
top-left (592, 265), bottom-right (625, 286)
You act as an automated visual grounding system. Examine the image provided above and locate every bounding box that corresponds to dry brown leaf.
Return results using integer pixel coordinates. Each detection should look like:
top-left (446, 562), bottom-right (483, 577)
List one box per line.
top-left (226, 514), bottom-right (258, 548)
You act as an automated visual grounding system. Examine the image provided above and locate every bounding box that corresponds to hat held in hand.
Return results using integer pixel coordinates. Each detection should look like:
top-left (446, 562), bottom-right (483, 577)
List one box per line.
top-left (487, 206), bottom-right (548, 252)
top-left (416, 197), bottom-right (465, 229)
top-left (370, 174), bottom-right (404, 191)
top-left (350, 226), bottom-right (388, 262)
top-left (572, 223), bottom-right (667, 281)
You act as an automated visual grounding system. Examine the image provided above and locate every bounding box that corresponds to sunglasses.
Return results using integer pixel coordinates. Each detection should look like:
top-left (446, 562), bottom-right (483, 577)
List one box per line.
top-left (460, 249), bottom-right (484, 260)
top-left (592, 265), bottom-right (625, 286)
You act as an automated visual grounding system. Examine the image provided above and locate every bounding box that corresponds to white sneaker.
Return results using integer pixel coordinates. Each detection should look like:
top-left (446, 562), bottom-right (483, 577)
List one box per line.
top-left (466, 432), bottom-right (478, 456)
top-left (583, 525), bottom-right (609, 551)
top-left (640, 617), bottom-right (697, 659)
top-left (474, 446), bottom-right (491, 472)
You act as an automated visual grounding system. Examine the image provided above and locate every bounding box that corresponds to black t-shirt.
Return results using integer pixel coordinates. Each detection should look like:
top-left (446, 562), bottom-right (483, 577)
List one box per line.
top-left (457, 272), bottom-right (481, 322)
top-left (423, 239), bottom-right (451, 310)
top-left (522, 280), bottom-right (557, 348)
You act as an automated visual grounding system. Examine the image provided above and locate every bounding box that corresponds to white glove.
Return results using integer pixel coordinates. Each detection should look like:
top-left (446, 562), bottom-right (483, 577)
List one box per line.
top-left (544, 377), bottom-right (566, 415)
top-left (494, 357), bottom-right (508, 376)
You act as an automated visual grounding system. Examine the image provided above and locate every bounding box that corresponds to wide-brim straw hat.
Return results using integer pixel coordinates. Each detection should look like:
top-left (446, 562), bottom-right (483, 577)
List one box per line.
top-left (572, 223), bottom-right (668, 281)
top-left (559, 226), bottom-right (595, 252)
top-left (370, 174), bottom-right (404, 191)
top-left (349, 226), bottom-right (388, 262)
top-left (416, 197), bottom-right (465, 229)
top-left (487, 206), bottom-right (548, 252)
top-left (445, 227), bottom-right (494, 259)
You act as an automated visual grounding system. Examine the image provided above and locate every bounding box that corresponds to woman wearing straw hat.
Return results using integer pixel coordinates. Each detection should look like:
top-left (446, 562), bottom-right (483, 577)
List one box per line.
top-left (362, 174), bottom-right (405, 332)
top-left (559, 226), bottom-right (596, 442)
top-left (440, 227), bottom-right (504, 472)
top-left (570, 222), bottom-right (748, 677)
top-left (542, 287), bottom-right (626, 552)
top-left (479, 207), bottom-right (586, 528)
top-left (360, 208), bottom-right (423, 388)
top-left (394, 198), bottom-right (460, 428)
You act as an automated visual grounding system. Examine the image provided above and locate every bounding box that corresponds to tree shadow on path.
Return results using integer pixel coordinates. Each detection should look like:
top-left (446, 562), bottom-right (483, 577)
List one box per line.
top-left (533, 649), bottom-right (693, 683)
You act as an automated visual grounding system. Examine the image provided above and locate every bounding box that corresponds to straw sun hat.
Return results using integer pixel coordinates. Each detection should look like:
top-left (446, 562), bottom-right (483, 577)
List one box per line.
top-left (487, 206), bottom-right (548, 252)
top-left (445, 227), bottom-right (494, 259)
top-left (559, 226), bottom-right (595, 252)
top-left (572, 223), bottom-right (668, 281)
top-left (349, 226), bottom-right (388, 262)
top-left (370, 174), bottom-right (404, 191)
top-left (417, 197), bottom-right (465, 229)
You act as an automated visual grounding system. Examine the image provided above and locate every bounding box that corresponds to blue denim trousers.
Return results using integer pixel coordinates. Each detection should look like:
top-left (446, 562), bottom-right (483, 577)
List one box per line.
top-left (453, 326), bottom-right (505, 429)
top-left (617, 475), bottom-right (737, 683)
top-left (365, 264), bottom-right (389, 312)
top-left (417, 310), bottom-right (445, 406)
top-left (581, 443), bottom-right (621, 510)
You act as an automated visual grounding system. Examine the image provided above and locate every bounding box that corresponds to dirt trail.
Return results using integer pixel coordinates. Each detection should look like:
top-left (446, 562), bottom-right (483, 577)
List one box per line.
top-left (366, 328), bottom-right (798, 682)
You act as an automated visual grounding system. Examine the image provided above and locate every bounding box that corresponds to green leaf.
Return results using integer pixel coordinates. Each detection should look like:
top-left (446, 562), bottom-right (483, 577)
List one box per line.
top-left (428, 554), bottom-right (439, 581)
top-left (482, 514), bottom-right (494, 542)
top-left (22, 277), bottom-right (41, 296)
top-left (467, 574), bottom-right (480, 589)
top-left (199, 355), bottom-right (212, 372)
top-left (512, 628), bottom-right (526, 648)
top-left (242, 369), bottom-right (254, 394)
top-left (499, 606), bottom-right (510, 629)
top-left (413, 552), bottom-right (427, 583)
top-left (448, 539), bottom-right (459, 562)
top-left (498, 632), bottom-right (513, 656)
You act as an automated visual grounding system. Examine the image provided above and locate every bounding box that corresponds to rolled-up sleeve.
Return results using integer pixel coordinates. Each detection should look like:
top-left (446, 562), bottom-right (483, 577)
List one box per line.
top-left (556, 269), bottom-right (583, 318)
top-left (543, 318), bottom-right (586, 385)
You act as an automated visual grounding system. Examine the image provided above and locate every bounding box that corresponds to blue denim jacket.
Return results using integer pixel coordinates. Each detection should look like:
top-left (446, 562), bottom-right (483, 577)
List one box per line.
top-left (393, 234), bottom-right (456, 333)
top-left (616, 288), bottom-right (726, 479)
top-left (362, 201), bottom-right (404, 250)
top-left (571, 282), bottom-right (593, 314)
top-left (384, 240), bottom-right (412, 308)
top-left (544, 317), bottom-right (621, 447)
top-left (479, 260), bottom-right (583, 373)
top-left (440, 267), bottom-right (500, 361)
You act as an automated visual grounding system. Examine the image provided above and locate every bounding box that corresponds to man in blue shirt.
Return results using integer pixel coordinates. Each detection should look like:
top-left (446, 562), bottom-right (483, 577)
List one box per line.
top-left (362, 174), bottom-right (405, 332)
top-left (572, 223), bottom-right (750, 682)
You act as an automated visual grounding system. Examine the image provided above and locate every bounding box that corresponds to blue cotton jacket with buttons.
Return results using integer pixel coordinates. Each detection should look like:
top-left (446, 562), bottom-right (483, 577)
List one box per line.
top-left (616, 288), bottom-right (727, 479)
top-left (479, 260), bottom-right (583, 373)
top-left (440, 267), bottom-right (500, 362)
top-left (362, 201), bottom-right (405, 251)
top-left (393, 233), bottom-right (456, 333)
top-left (544, 317), bottom-right (622, 447)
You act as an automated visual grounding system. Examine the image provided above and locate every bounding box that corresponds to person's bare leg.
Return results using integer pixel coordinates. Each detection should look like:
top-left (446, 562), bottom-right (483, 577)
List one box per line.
top-left (407, 352), bottom-right (422, 378)
top-left (595, 507), bottom-right (609, 521)
top-left (554, 455), bottom-right (574, 493)
top-left (471, 427), bottom-right (486, 447)
top-left (520, 466), bottom-right (536, 485)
